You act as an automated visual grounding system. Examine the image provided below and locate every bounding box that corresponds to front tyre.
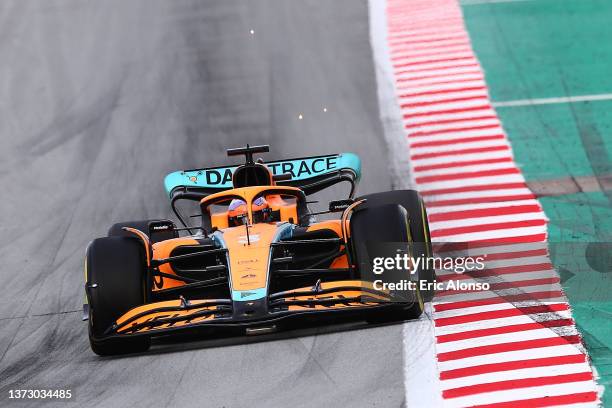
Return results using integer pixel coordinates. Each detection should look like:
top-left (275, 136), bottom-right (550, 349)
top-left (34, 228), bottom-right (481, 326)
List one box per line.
top-left (356, 190), bottom-right (435, 301)
top-left (86, 236), bottom-right (150, 356)
top-left (351, 203), bottom-right (424, 322)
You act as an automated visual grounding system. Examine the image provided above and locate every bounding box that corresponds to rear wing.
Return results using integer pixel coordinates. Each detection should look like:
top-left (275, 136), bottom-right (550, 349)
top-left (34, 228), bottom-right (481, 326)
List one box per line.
top-left (164, 152), bottom-right (361, 198)
top-left (164, 153), bottom-right (361, 229)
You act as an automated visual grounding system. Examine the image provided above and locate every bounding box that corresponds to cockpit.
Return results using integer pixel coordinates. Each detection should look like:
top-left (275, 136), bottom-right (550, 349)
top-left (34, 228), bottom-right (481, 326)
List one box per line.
top-left (200, 187), bottom-right (307, 230)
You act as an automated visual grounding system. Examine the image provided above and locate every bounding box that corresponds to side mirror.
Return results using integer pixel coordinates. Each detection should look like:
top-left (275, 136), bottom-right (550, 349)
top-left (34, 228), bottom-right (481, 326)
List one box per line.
top-left (148, 220), bottom-right (178, 241)
top-left (329, 199), bottom-right (354, 212)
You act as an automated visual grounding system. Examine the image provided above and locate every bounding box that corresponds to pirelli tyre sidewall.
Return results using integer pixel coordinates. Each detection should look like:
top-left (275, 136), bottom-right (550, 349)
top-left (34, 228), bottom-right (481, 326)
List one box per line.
top-left (356, 190), bottom-right (435, 302)
top-left (350, 201), bottom-right (424, 322)
top-left (86, 236), bottom-right (150, 356)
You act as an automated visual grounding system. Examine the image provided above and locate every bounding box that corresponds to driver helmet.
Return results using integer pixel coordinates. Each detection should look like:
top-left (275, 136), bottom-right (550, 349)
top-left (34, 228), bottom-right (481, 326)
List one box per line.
top-left (228, 199), bottom-right (248, 226)
top-left (252, 196), bottom-right (270, 223)
top-left (228, 197), bottom-right (270, 226)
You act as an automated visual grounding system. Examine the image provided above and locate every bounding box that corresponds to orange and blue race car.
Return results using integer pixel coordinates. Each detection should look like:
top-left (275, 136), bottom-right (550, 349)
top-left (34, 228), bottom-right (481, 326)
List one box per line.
top-left (83, 145), bottom-right (435, 355)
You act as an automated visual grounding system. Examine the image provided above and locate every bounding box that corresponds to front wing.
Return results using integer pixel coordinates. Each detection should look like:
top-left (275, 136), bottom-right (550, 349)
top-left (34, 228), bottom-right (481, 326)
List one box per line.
top-left (95, 280), bottom-right (415, 340)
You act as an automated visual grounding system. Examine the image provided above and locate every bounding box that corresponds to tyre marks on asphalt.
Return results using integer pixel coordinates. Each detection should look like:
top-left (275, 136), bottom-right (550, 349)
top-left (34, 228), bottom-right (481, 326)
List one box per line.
top-left (0, 2), bottom-right (404, 406)
top-left (383, 0), bottom-right (600, 406)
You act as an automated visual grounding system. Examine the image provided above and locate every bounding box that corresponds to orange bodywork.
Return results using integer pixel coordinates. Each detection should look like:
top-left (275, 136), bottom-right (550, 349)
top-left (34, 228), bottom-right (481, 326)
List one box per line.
top-left (150, 222), bottom-right (348, 292)
top-left (150, 186), bottom-right (348, 292)
top-left (281, 280), bottom-right (390, 311)
top-left (116, 299), bottom-right (219, 333)
top-left (150, 225), bottom-right (280, 293)
top-left (152, 237), bottom-right (199, 290)
top-left (222, 222), bottom-right (278, 291)
top-left (306, 220), bottom-right (349, 268)
top-left (111, 186), bottom-right (396, 336)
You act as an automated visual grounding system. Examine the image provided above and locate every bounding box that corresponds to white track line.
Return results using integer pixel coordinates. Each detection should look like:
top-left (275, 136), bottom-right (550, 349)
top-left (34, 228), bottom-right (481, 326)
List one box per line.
top-left (492, 93), bottom-right (612, 107)
top-left (436, 327), bottom-right (579, 354)
top-left (426, 198), bottom-right (541, 214)
top-left (434, 310), bottom-right (574, 336)
top-left (446, 382), bottom-right (597, 408)
top-left (431, 225), bottom-right (549, 242)
top-left (422, 187), bottom-right (533, 202)
top-left (437, 342), bottom-right (585, 372)
top-left (415, 162), bottom-right (518, 178)
top-left (433, 297), bottom-right (562, 317)
top-left (461, 0), bottom-right (535, 5)
top-left (441, 362), bottom-right (592, 391)
top-left (435, 283), bottom-right (565, 304)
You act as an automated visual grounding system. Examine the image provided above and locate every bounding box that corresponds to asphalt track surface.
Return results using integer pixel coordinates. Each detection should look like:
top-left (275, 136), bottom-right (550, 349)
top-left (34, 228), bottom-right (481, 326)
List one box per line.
top-left (0, 1), bottom-right (412, 407)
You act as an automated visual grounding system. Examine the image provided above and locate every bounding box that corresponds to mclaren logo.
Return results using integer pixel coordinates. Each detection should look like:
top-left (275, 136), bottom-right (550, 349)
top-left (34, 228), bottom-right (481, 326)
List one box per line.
top-left (241, 291), bottom-right (256, 299)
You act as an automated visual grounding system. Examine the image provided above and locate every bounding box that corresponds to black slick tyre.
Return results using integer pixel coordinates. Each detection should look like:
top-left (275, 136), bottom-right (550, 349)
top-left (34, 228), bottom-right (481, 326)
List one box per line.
top-left (86, 236), bottom-right (150, 356)
top-left (351, 203), bottom-right (424, 322)
top-left (356, 190), bottom-right (435, 301)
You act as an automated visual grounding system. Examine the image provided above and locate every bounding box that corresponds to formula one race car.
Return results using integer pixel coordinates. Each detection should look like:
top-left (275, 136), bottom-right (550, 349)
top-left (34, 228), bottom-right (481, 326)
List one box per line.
top-left (84, 145), bottom-right (434, 355)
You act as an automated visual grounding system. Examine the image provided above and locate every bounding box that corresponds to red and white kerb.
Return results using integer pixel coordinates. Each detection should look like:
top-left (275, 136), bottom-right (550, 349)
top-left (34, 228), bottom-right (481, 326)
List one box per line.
top-left (385, 0), bottom-right (600, 406)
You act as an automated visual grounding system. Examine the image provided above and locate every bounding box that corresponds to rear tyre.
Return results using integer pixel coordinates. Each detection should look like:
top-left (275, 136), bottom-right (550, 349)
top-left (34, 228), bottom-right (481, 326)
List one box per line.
top-left (351, 203), bottom-right (424, 322)
top-left (108, 219), bottom-right (177, 244)
top-left (356, 190), bottom-right (436, 301)
top-left (86, 236), bottom-right (150, 356)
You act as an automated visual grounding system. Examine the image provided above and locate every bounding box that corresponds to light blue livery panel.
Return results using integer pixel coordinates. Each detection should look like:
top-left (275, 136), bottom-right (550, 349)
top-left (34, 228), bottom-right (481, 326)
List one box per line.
top-left (164, 153), bottom-right (361, 196)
